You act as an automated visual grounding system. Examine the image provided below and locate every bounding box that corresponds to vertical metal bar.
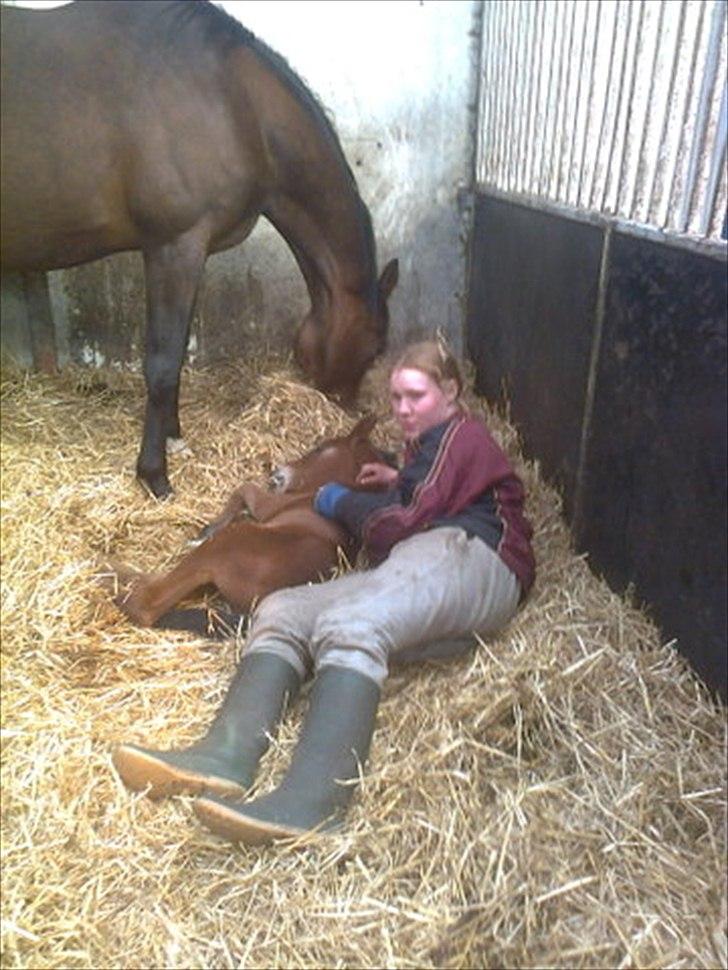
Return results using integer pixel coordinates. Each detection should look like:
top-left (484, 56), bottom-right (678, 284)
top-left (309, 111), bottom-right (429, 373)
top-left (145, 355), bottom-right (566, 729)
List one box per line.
top-left (515, 1), bottom-right (535, 193)
top-left (538, 1), bottom-right (561, 196)
top-left (588, 0), bottom-right (622, 209)
top-left (577, 0), bottom-right (603, 208)
top-left (555, 0), bottom-right (580, 202)
top-left (510, 0), bottom-right (527, 191)
top-left (527, 0), bottom-right (548, 191)
top-left (523, 0), bottom-right (541, 192)
top-left (494, 1), bottom-right (511, 186)
top-left (662, 0), bottom-right (704, 229)
top-left (600, 0), bottom-right (637, 213)
top-left (566, 0), bottom-right (591, 205)
top-left (615, 0), bottom-right (647, 218)
top-left (509, 1), bottom-right (526, 192)
top-left (477, 1), bottom-right (495, 184)
top-left (625, 0), bottom-right (666, 220)
top-left (502, 0), bottom-right (517, 191)
top-left (572, 222), bottom-right (612, 541)
top-left (699, 80), bottom-right (727, 235)
top-left (547, 0), bottom-right (571, 198)
top-left (486, 2), bottom-right (503, 185)
top-left (678, 0), bottom-right (726, 231)
top-left (469, 0), bottom-right (486, 190)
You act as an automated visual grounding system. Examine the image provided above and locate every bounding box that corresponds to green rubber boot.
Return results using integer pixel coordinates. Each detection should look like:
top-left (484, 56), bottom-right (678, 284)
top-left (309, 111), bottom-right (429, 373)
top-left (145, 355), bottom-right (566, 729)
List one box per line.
top-left (112, 653), bottom-right (301, 799)
top-left (193, 665), bottom-right (380, 844)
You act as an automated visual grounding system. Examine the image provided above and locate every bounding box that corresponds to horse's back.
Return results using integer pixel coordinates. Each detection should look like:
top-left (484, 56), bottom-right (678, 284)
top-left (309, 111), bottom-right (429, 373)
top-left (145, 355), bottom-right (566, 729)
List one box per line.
top-left (1, 1), bottom-right (265, 270)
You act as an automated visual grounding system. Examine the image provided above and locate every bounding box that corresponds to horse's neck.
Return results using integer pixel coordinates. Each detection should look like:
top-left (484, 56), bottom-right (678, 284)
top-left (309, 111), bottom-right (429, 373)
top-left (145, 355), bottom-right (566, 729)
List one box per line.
top-left (264, 191), bottom-right (375, 307)
top-left (236, 43), bottom-right (379, 310)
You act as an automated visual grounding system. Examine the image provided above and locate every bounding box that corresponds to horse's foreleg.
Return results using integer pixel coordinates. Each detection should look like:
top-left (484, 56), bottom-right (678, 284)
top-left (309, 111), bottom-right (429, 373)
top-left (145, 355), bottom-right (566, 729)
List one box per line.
top-left (193, 486), bottom-right (253, 544)
top-left (193, 484), bottom-right (291, 545)
top-left (137, 233), bottom-right (208, 498)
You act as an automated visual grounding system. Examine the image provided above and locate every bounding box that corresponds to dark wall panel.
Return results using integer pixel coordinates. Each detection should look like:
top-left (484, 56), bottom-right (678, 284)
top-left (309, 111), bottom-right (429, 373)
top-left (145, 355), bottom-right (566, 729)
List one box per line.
top-left (577, 233), bottom-right (727, 694)
top-left (466, 195), bottom-right (603, 517)
top-left (466, 191), bottom-right (727, 699)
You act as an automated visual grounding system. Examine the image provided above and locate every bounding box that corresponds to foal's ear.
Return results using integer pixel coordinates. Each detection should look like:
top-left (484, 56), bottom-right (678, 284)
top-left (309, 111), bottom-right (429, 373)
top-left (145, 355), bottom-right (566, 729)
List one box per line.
top-left (350, 414), bottom-right (377, 440)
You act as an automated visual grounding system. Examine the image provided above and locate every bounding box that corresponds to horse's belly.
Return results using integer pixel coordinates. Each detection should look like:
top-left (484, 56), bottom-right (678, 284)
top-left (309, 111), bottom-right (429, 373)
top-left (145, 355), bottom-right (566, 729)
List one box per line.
top-left (0, 187), bottom-right (140, 271)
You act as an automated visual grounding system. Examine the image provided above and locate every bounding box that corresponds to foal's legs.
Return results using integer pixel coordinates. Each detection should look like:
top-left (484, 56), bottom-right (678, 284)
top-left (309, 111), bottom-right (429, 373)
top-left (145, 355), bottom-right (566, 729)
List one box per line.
top-left (116, 528), bottom-right (264, 627)
top-left (117, 548), bottom-right (217, 627)
top-left (137, 231), bottom-right (208, 498)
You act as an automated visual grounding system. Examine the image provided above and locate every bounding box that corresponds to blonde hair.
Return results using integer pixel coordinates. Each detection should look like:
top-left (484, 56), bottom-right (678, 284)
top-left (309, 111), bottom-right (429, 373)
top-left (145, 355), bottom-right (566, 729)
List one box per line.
top-left (391, 339), bottom-right (464, 398)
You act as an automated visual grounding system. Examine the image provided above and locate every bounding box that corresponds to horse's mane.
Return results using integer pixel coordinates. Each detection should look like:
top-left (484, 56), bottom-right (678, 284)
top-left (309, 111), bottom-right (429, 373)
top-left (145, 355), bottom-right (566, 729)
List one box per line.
top-left (166, 2), bottom-right (352, 170)
top-left (159, 0), bottom-right (376, 284)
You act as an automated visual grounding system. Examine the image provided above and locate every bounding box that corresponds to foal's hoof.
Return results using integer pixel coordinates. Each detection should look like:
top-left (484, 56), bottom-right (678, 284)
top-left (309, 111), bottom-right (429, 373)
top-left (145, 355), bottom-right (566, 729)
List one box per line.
top-left (95, 561), bottom-right (140, 597)
top-left (188, 522), bottom-right (217, 547)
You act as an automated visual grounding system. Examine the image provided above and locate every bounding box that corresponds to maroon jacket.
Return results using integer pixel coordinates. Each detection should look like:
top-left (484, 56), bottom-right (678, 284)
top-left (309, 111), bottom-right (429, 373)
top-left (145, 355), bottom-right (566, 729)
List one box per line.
top-left (335, 413), bottom-right (536, 596)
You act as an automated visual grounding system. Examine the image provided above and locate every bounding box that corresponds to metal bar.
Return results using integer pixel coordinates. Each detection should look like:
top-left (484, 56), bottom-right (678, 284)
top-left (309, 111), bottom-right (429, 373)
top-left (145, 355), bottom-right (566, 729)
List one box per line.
top-left (491, 2), bottom-right (509, 187)
top-left (474, 0), bottom-right (727, 243)
top-left (565, 1), bottom-right (591, 205)
top-left (547, 0), bottom-right (571, 198)
top-left (515, 1), bottom-right (534, 193)
top-left (527, 0), bottom-right (548, 191)
top-left (699, 80), bottom-right (727, 236)
top-left (577, 0), bottom-right (603, 208)
top-left (625, 0), bottom-right (665, 220)
top-left (615, 0), bottom-right (647, 216)
top-left (503, 0), bottom-right (519, 192)
top-left (477, 184), bottom-right (728, 260)
top-left (555, 0), bottom-right (580, 202)
top-left (538, 1), bottom-right (561, 196)
top-left (476, 0), bottom-right (495, 184)
top-left (588, 0), bottom-right (622, 209)
top-left (600, 0), bottom-right (637, 213)
top-left (661, 0), bottom-right (704, 229)
top-left (678, 0), bottom-right (726, 231)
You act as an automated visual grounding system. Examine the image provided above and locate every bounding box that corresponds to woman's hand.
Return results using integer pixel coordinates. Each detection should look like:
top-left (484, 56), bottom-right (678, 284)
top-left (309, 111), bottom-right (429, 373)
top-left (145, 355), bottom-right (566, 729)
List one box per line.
top-left (355, 462), bottom-right (399, 490)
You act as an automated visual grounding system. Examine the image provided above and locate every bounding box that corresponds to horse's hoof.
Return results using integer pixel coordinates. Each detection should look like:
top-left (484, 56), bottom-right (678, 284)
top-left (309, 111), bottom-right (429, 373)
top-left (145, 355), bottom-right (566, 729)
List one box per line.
top-left (138, 474), bottom-right (173, 500)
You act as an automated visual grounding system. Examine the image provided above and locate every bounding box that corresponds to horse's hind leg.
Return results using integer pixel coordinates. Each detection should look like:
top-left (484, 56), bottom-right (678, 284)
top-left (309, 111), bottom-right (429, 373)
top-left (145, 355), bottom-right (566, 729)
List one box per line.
top-left (117, 552), bottom-right (214, 628)
top-left (137, 231), bottom-right (208, 498)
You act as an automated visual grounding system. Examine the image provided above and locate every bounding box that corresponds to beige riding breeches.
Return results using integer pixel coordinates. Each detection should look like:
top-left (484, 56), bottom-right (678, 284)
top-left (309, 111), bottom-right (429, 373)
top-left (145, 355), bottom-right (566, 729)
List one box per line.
top-left (244, 527), bottom-right (521, 686)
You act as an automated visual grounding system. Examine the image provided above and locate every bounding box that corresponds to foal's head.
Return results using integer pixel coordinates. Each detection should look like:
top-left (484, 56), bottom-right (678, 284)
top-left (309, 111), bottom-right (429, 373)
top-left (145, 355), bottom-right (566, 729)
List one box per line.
top-left (269, 415), bottom-right (380, 493)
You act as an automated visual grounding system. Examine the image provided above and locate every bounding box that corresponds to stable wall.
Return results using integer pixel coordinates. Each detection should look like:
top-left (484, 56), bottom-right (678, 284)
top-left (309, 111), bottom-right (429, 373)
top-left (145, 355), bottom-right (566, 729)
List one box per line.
top-left (1, 0), bottom-right (480, 368)
top-left (466, 192), bottom-right (727, 699)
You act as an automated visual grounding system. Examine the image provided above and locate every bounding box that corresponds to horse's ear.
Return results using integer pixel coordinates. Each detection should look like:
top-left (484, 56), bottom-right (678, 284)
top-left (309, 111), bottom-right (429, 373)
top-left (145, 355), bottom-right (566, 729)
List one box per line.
top-left (350, 413), bottom-right (377, 440)
top-left (378, 259), bottom-right (399, 300)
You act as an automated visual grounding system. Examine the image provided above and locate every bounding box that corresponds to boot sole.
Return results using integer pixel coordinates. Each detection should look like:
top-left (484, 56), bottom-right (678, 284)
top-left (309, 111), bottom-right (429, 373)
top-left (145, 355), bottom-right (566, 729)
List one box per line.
top-left (112, 745), bottom-right (246, 800)
top-left (193, 795), bottom-right (315, 846)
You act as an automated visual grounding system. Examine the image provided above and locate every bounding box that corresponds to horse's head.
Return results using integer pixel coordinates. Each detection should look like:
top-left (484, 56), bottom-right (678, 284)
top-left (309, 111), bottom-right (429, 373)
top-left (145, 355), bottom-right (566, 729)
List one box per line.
top-left (295, 259), bottom-right (399, 407)
top-left (269, 415), bottom-right (380, 493)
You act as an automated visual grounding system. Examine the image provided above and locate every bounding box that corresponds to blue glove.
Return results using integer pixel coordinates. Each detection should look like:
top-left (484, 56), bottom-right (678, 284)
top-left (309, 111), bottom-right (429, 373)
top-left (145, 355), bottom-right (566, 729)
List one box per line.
top-left (314, 482), bottom-right (351, 519)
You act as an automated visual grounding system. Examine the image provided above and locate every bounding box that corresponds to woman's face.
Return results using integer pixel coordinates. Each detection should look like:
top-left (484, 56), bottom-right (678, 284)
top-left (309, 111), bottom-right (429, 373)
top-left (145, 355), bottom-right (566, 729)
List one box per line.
top-left (389, 367), bottom-right (459, 441)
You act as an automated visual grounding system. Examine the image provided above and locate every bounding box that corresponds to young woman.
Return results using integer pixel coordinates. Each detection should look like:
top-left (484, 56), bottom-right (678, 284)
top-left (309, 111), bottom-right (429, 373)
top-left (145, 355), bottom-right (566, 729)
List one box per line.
top-left (113, 341), bottom-right (535, 845)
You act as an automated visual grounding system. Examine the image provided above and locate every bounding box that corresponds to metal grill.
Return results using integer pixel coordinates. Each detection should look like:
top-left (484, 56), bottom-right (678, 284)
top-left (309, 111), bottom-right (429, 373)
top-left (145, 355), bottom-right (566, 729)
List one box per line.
top-left (476, 0), bottom-right (727, 242)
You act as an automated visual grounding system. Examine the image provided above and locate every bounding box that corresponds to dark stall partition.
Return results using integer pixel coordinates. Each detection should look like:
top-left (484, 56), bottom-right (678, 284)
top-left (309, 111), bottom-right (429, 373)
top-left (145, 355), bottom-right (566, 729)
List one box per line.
top-left (467, 192), bottom-right (727, 699)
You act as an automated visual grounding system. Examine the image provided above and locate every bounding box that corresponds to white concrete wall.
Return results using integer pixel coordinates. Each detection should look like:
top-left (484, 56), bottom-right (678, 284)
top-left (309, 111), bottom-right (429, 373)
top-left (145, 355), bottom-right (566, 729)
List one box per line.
top-left (217, 0), bottom-right (479, 352)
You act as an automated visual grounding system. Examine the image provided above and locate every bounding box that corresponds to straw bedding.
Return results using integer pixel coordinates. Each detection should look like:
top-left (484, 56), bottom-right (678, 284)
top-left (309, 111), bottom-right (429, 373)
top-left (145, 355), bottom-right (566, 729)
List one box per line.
top-left (1, 352), bottom-right (725, 970)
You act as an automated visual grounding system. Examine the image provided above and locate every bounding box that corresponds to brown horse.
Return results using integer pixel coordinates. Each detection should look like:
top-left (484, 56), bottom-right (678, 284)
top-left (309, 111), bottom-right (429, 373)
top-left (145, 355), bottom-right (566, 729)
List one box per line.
top-left (0, 1), bottom-right (398, 497)
top-left (111, 415), bottom-right (381, 633)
